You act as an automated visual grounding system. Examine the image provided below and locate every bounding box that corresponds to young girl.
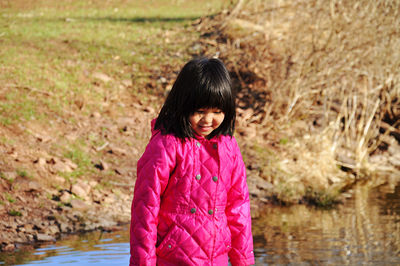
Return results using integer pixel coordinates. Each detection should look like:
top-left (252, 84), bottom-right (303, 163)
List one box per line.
top-left (130, 57), bottom-right (254, 266)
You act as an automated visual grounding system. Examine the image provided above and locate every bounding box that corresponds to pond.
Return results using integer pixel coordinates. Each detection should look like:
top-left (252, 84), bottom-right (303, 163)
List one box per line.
top-left (1, 182), bottom-right (399, 265)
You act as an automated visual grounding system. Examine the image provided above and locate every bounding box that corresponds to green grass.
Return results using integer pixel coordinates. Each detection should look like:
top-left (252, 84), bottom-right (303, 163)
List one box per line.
top-left (5, 193), bottom-right (16, 203)
top-left (0, 0), bottom-right (231, 189)
top-left (16, 169), bottom-right (33, 179)
top-left (8, 209), bottom-right (22, 216)
top-left (304, 188), bottom-right (340, 208)
top-left (0, 90), bottom-right (40, 125)
top-left (0, 0), bottom-right (231, 124)
top-left (62, 141), bottom-right (93, 180)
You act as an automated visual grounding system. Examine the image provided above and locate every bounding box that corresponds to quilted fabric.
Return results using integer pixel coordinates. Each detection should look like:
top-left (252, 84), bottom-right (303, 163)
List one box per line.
top-left (130, 120), bottom-right (254, 266)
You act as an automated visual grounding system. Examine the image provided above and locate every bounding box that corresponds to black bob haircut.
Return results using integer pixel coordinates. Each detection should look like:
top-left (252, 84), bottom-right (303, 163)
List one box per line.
top-left (154, 57), bottom-right (236, 140)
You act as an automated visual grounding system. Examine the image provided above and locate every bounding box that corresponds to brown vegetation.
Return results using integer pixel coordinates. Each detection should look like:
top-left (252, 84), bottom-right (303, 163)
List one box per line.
top-left (196, 0), bottom-right (400, 203)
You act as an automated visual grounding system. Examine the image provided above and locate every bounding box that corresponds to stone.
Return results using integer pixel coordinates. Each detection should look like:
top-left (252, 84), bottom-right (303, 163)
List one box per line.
top-left (89, 180), bottom-right (98, 188)
top-left (36, 233), bottom-right (56, 242)
top-left (84, 223), bottom-right (98, 231)
top-left (3, 172), bottom-right (18, 181)
top-left (26, 234), bottom-right (34, 242)
top-left (97, 217), bottom-right (117, 229)
top-left (121, 79), bottom-right (132, 87)
top-left (93, 72), bottom-right (112, 83)
top-left (59, 222), bottom-right (72, 233)
top-left (92, 189), bottom-right (103, 202)
top-left (247, 173), bottom-right (274, 200)
top-left (46, 225), bottom-right (60, 235)
top-left (64, 159), bottom-right (78, 170)
top-left (60, 191), bottom-right (72, 203)
top-left (71, 182), bottom-right (91, 199)
top-left (103, 194), bottom-right (118, 204)
top-left (70, 199), bottom-right (89, 211)
top-left (23, 224), bottom-right (35, 233)
top-left (143, 106), bottom-right (155, 113)
top-left (53, 175), bottom-right (66, 185)
top-left (34, 157), bottom-right (47, 166)
top-left (91, 112), bottom-right (101, 118)
top-left (108, 145), bottom-right (128, 156)
top-left (95, 160), bottom-right (109, 171)
top-left (50, 161), bottom-right (72, 173)
top-left (3, 243), bottom-right (15, 251)
top-left (27, 181), bottom-right (41, 192)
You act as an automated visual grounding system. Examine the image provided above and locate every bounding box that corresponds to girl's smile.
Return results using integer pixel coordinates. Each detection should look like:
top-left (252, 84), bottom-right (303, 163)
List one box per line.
top-left (189, 108), bottom-right (225, 137)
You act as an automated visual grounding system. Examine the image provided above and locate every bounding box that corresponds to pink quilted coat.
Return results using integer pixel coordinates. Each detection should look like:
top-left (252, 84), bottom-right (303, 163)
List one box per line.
top-left (130, 121), bottom-right (254, 265)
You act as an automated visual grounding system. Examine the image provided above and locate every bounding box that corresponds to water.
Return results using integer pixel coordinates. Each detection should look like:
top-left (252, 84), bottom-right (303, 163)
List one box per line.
top-left (252, 184), bottom-right (400, 265)
top-left (1, 182), bottom-right (400, 265)
top-left (0, 230), bottom-right (130, 265)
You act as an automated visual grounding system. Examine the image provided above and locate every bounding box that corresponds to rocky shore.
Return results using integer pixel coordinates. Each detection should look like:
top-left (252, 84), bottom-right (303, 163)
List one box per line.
top-left (0, 177), bottom-right (132, 252)
top-left (1, 100), bottom-right (399, 253)
top-left (1, 135), bottom-right (399, 253)
top-left (0, 102), bottom-right (153, 252)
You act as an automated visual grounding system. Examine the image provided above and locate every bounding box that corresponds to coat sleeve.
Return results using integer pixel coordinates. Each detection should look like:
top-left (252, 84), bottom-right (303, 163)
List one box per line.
top-left (130, 133), bottom-right (176, 266)
top-left (226, 138), bottom-right (255, 266)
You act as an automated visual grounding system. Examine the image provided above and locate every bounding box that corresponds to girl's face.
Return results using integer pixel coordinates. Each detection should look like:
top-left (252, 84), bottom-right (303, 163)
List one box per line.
top-left (189, 108), bottom-right (225, 138)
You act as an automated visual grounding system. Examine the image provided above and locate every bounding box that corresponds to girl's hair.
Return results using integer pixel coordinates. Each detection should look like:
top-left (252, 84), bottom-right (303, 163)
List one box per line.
top-left (155, 57), bottom-right (236, 139)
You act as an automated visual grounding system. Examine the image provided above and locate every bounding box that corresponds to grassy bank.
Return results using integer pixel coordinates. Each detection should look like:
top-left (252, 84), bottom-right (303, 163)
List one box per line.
top-left (1, 0), bottom-right (398, 218)
top-left (0, 0), bottom-right (231, 179)
top-left (0, 0), bottom-right (233, 252)
top-left (0, 0), bottom-right (230, 125)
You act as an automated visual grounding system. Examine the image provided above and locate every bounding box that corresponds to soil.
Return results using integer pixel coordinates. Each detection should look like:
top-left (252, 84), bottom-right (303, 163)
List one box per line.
top-left (0, 69), bottom-right (275, 252)
top-left (0, 94), bottom-right (156, 251)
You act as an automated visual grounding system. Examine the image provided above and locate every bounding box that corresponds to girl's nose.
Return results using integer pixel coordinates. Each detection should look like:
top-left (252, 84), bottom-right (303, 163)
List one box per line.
top-left (203, 113), bottom-right (213, 123)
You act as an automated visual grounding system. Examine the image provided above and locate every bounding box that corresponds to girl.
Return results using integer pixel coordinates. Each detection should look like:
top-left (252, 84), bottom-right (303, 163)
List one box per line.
top-left (130, 57), bottom-right (254, 266)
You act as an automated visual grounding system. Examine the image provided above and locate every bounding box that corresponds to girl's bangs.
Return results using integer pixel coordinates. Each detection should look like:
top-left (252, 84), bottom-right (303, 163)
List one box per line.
top-left (192, 84), bottom-right (230, 113)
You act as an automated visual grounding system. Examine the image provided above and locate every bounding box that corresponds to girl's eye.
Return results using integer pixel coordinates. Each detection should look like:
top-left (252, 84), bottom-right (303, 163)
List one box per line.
top-left (195, 109), bottom-right (223, 114)
top-left (213, 109), bottom-right (223, 114)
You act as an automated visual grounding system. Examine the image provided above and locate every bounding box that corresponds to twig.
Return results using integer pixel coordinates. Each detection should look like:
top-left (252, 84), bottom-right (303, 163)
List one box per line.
top-left (96, 142), bottom-right (109, 152)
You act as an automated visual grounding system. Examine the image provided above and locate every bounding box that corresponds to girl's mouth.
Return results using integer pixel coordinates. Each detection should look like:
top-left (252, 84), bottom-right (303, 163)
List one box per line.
top-left (199, 125), bottom-right (212, 131)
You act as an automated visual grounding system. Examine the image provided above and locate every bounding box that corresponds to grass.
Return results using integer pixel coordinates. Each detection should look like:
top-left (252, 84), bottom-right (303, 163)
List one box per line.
top-left (16, 169), bottom-right (32, 179)
top-left (0, 0), bottom-right (231, 188)
top-left (8, 210), bottom-right (22, 217)
top-left (0, 90), bottom-right (40, 125)
top-left (61, 141), bottom-right (93, 181)
top-left (0, 172), bottom-right (14, 183)
top-left (5, 193), bottom-right (16, 203)
top-left (0, 0), bottom-right (231, 125)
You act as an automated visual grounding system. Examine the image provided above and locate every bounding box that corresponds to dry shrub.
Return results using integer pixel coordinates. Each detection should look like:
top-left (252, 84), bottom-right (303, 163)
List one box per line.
top-left (275, 127), bottom-right (350, 203)
top-left (199, 0), bottom-right (400, 201)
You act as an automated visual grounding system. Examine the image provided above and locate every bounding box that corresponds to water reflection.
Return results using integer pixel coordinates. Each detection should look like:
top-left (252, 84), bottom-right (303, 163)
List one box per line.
top-left (252, 183), bottom-right (400, 265)
top-left (0, 230), bottom-right (130, 265)
top-left (1, 182), bottom-right (400, 265)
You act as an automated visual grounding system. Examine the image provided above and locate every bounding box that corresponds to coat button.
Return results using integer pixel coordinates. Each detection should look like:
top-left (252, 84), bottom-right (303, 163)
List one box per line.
top-left (196, 174), bottom-right (201, 180)
top-left (212, 176), bottom-right (218, 182)
top-left (208, 209), bottom-right (213, 215)
top-left (213, 144), bottom-right (217, 149)
top-left (190, 208), bottom-right (196, 213)
top-left (196, 142), bottom-right (201, 147)
top-left (168, 244), bottom-right (172, 249)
